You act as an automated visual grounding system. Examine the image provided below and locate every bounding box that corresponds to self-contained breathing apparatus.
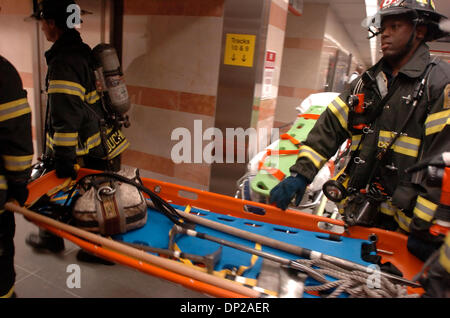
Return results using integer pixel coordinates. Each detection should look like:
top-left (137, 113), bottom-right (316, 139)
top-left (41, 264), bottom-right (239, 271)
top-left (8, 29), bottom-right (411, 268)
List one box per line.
top-left (322, 58), bottom-right (438, 228)
top-left (92, 43), bottom-right (131, 128)
top-left (90, 43), bottom-right (131, 170)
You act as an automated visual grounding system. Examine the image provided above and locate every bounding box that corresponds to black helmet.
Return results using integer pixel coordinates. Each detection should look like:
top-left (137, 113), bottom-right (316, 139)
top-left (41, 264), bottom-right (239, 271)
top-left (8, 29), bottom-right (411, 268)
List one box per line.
top-left (27, 0), bottom-right (90, 28)
top-left (364, 0), bottom-right (449, 41)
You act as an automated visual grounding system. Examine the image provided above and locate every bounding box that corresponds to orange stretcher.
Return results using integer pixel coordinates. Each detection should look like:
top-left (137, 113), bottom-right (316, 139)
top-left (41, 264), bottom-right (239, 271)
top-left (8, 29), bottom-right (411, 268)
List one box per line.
top-left (24, 168), bottom-right (425, 297)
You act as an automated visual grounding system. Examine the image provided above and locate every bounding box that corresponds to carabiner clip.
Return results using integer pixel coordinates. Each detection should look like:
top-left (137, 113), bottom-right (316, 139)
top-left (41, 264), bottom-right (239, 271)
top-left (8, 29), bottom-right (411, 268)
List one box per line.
top-left (96, 185), bottom-right (116, 201)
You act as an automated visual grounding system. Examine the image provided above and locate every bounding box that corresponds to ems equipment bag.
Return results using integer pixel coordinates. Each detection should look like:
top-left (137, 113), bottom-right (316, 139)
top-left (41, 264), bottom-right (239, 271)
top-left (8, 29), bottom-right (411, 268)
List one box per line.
top-left (72, 168), bottom-right (147, 236)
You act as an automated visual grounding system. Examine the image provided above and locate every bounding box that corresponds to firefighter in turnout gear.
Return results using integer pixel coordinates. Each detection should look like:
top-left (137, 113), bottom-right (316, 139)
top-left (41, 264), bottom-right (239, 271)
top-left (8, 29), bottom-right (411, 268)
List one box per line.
top-left (25, 0), bottom-right (129, 262)
top-left (270, 0), bottom-right (450, 264)
top-left (0, 56), bottom-right (34, 298)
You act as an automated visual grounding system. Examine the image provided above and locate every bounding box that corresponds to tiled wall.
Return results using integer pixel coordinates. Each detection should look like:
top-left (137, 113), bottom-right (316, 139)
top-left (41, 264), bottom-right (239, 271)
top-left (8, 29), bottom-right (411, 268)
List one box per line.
top-left (121, 0), bottom-right (225, 190)
top-left (275, 2), bottom-right (365, 128)
top-left (252, 0), bottom-right (288, 135)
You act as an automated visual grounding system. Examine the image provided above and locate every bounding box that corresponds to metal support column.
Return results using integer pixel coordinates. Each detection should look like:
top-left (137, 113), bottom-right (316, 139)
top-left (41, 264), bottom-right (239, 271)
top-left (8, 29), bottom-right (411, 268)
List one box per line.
top-left (209, 0), bottom-right (271, 197)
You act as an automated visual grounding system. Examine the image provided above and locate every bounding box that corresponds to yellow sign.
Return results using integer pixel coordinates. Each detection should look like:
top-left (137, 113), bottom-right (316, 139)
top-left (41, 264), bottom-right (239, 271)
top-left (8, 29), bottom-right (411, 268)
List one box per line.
top-left (224, 33), bottom-right (256, 68)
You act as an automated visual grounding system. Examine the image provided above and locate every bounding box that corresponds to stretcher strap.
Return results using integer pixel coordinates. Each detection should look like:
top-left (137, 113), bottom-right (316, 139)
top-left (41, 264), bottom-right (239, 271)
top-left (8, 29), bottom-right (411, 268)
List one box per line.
top-left (259, 165), bottom-right (286, 181)
top-left (298, 114), bottom-right (320, 120)
top-left (281, 133), bottom-right (301, 146)
top-left (257, 149), bottom-right (301, 181)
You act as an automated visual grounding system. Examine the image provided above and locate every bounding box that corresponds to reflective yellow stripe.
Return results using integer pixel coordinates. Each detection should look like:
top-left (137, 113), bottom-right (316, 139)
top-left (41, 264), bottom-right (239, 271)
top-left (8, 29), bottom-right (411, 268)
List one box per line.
top-left (298, 145), bottom-right (327, 169)
top-left (328, 97), bottom-right (349, 131)
top-left (48, 80), bottom-right (86, 101)
top-left (413, 196), bottom-right (437, 222)
top-left (0, 98), bottom-right (31, 122)
top-left (105, 139), bottom-right (130, 160)
top-left (351, 134), bottom-right (362, 151)
top-left (380, 201), bottom-right (396, 216)
top-left (2, 154), bottom-right (33, 171)
top-left (49, 131), bottom-right (102, 156)
top-left (0, 286), bottom-right (14, 298)
top-left (53, 132), bottom-right (79, 147)
top-left (49, 128), bottom-right (127, 158)
top-left (49, 80), bottom-right (85, 93)
top-left (394, 210), bottom-right (411, 233)
top-left (425, 109), bottom-right (450, 136)
top-left (46, 133), bottom-right (54, 150)
top-left (380, 201), bottom-right (411, 232)
top-left (0, 175), bottom-right (7, 190)
top-left (76, 132), bottom-right (102, 156)
top-left (378, 131), bottom-right (421, 157)
top-left (85, 90), bottom-right (100, 104)
top-left (439, 234), bottom-right (450, 273)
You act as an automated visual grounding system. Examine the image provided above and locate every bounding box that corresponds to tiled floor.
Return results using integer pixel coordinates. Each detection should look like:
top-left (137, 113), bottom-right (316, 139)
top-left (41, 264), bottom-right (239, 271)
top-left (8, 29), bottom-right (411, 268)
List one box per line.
top-left (12, 214), bottom-right (206, 298)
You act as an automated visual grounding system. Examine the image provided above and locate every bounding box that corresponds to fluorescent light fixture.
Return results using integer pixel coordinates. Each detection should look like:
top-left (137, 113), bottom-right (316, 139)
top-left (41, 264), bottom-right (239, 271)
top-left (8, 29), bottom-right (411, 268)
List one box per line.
top-left (365, 0), bottom-right (379, 65)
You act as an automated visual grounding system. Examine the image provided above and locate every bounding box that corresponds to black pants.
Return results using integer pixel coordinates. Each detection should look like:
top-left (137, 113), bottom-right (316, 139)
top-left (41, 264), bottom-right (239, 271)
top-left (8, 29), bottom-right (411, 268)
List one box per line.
top-left (0, 209), bottom-right (15, 297)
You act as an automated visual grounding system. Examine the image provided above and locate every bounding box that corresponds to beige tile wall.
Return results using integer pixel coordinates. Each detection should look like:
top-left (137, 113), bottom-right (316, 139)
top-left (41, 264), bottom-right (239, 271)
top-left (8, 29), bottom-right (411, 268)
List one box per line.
top-left (253, 0), bottom-right (288, 136)
top-left (275, 2), bottom-right (365, 127)
top-left (121, 0), bottom-right (225, 189)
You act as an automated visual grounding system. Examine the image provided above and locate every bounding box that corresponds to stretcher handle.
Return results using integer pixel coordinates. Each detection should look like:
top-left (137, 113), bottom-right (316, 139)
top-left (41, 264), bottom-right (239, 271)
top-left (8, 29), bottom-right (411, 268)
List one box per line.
top-left (5, 202), bottom-right (261, 298)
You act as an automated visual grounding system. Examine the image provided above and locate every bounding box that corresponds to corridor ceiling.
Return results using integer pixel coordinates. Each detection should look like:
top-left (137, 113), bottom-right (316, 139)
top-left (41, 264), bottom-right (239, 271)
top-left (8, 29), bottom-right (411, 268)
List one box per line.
top-left (304, 0), bottom-right (450, 67)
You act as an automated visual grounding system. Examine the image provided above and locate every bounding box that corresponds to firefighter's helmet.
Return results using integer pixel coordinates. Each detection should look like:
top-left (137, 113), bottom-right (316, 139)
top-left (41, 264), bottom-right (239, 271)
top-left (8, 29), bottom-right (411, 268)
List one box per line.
top-left (364, 0), bottom-right (448, 41)
top-left (27, 0), bottom-right (90, 27)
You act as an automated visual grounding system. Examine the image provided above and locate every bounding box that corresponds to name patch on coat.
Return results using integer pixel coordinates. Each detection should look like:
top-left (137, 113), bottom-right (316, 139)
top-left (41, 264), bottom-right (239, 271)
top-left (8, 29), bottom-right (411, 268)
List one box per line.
top-left (105, 129), bottom-right (127, 157)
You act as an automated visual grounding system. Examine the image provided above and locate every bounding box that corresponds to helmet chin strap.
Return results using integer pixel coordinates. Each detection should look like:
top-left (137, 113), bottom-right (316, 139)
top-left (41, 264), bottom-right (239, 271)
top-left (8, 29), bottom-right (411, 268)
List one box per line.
top-left (404, 14), bottom-right (421, 51)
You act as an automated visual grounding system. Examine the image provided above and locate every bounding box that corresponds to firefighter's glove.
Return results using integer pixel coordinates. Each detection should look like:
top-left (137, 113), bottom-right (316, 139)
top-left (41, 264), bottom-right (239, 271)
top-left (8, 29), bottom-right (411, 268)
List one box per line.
top-left (55, 160), bottom-right (77, 180)
top-left (7, 182), bottom-right (29, 206)
top-left (269, 174), bottom-right (308, 210)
